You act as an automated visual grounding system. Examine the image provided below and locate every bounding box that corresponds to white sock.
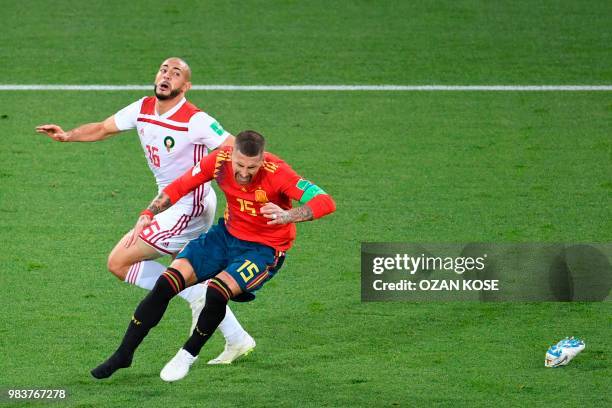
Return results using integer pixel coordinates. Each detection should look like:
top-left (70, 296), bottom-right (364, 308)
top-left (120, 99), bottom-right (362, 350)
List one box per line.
top-left (177, 284), bottom-right (206, 303)
top-left (219, 305), bottom-right (248, 345)
top-left (125, 260), bottom-right (164, 290)
top-left (124, 260), bottom-right (205, 303)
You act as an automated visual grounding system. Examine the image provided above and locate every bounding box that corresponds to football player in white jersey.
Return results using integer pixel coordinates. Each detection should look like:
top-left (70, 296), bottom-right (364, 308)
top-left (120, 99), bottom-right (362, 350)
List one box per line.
top-left (36, 57), bottom-right (255, 364)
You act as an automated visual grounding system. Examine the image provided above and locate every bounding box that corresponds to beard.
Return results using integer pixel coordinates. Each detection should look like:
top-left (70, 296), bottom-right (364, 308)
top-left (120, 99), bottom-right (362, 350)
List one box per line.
top-left (153, 84), bottom-right (181, 100)
top-left (235, 172), bottom-right (251, 185)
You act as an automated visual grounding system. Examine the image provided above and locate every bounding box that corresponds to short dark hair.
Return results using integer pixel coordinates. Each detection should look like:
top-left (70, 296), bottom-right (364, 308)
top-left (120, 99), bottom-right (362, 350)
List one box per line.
top-left (235, 130), bottom-right (265, 157)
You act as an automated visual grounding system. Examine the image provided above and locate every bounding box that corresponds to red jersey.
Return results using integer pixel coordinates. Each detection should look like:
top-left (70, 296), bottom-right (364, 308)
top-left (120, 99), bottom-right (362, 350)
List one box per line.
top-left (164, 147), bottom-right (332, 251)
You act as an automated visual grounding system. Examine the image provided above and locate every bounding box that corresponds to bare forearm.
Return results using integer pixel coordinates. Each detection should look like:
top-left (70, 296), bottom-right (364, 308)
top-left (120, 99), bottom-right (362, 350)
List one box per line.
top-left (277, 205), bottom-right (313, 224)
top-left (66, 122), bottom-right (113, 142)
top-left (127, 192), bottom-right (171, 248)
top-left (146, 192), bottom-right (173, 216)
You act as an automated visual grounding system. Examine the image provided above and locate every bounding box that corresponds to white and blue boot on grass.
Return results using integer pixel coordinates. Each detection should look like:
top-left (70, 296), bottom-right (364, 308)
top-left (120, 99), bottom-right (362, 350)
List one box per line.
top-left (545, 337), bottom-right (585, 367)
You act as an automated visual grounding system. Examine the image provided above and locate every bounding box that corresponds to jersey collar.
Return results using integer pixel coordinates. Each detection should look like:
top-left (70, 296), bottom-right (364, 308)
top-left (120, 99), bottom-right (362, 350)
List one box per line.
top-left (155, 97), bottom-right (187, 118)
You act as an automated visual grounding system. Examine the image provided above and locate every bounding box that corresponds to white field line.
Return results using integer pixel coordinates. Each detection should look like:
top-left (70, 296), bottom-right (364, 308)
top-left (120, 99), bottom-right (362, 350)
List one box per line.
top-left (0, 84), bottom-right (611, 91)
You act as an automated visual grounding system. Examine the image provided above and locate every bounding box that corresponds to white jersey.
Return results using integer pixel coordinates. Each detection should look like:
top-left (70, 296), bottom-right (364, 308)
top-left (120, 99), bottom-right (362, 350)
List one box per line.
top-left (114, 96), bottom-right (229, 216)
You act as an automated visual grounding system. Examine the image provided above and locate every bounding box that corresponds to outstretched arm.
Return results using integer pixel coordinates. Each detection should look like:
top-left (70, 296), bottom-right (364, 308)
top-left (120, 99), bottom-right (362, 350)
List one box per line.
top-left (35, 115), bottom-right (120, 142)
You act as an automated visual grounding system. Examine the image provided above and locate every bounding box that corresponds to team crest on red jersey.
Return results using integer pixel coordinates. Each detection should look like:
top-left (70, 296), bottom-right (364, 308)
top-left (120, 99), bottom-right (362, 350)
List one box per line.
top-left (254, 189), bottom-right (268, 203)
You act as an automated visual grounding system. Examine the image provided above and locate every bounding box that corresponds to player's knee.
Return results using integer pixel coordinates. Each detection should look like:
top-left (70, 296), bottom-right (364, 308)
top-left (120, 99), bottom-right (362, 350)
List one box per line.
top-left (205, 278), bottom-right (232, 311)
top-left (133, 268), bottom-right (186, 329)
top-left (106, 254), bottom-right (129, 280)
top-left (194, 279), bottom-right (231, 331)
top-left (151, 267), bottom-right (187, 301)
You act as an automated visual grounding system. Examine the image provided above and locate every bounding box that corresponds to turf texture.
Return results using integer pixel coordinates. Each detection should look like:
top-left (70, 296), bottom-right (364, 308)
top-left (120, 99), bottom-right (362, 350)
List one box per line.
top-left (0, 1), bottom-right (610, 407)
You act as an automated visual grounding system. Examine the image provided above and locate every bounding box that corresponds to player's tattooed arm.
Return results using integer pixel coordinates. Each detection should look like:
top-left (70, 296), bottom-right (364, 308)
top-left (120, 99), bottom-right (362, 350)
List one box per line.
top-left (261, 202), bottom-right (313, 225)
top-left (146, 192), bottom-right (172, 216)
top-left (278, 205), bottom-right (313, 224)
top-left (124, 193), bottom-right (172, 247)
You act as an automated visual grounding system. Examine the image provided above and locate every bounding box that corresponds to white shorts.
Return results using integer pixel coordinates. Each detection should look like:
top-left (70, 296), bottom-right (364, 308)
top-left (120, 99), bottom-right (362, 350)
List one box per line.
top-left (139, 189), bottom-right (217, 255)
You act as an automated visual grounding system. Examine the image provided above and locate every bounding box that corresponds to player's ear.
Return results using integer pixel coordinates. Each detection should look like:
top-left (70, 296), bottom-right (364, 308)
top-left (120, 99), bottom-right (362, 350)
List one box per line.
top-left (184, 81), bottom-right (192, 92)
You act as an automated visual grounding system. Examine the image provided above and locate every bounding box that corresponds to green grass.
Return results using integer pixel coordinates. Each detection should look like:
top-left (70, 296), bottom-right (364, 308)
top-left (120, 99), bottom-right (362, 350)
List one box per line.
top-left (2, 1), bottom-right (611, 84)
top-left (1, 91), bottom-right (610, 407)
top-left (0, 0), bottom-right (611, 407)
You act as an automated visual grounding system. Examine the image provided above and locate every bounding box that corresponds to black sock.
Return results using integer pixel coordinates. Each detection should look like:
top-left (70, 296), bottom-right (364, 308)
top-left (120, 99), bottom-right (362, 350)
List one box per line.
top-left (183, 279), bottom-right (229, 356)
top-left (91, 351), bottom-right (133, 379)
top-left (91, 269), bottom-right (185, 379)
top-left (117, 269), bottom-right (185, 357)
top-left (91, 268), bottom-right (185, 379)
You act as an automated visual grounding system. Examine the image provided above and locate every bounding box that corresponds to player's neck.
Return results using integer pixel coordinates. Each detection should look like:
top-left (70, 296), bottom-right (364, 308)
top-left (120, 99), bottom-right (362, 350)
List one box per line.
top-left (155, 95), bottom-right (184, 116)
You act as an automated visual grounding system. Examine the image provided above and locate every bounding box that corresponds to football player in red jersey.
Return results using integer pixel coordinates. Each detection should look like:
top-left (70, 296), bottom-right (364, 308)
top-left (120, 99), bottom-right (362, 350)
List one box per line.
top-left (37, 58), bottom-right (257, 364)
top-left (92, 130), bottom-right (336, 381)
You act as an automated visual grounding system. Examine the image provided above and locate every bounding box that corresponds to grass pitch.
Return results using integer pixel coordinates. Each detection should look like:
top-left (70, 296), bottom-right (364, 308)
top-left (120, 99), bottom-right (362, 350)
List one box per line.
top-left (1, 1), bottom-right (611, 407)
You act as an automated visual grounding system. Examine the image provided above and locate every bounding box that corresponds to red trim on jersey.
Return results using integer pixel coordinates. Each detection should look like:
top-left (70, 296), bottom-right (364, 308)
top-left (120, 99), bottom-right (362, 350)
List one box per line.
top-left (139, 96), bottom-right (156, 115)
top-left (148, 215), bottom-right (189, 246)
top-left (147, 217), bottom-right (180, 244)
top-left (190, 145), bottom-right (206, 217)
top-left (168, 101), bottom-right (201, 122)
top-left (173, 214), bottom-right (193, 237)
top-left (190, 145), bottom-right (198, 216)
top-left (136, 117), bottom-right (188, 131)
top-left (139, 234), bottom-right (174, 254)
top-left (139, 214), bottom-right (187, 254)
top-left (191, 186), bottom-right (202, 217)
